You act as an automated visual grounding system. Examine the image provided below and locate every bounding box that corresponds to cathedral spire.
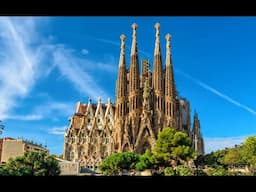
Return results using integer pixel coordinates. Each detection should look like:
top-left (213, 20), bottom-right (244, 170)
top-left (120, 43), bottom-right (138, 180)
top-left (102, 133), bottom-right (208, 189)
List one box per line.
top-left (128, 23), bottom-right (140, 112)
top-left (192, 110), bottom-right (199, 133)
top-left (154, 23), bottom-right (161, 56)
top-left (192, 111), bottom-right (204, 155)
top-left (131, 23), bottom-right (138, 56)
top-left (153, 22), bottom-right (163, 92)
top-left (165, 33), bottom-right (171, 67)
top-left (164, 33), bottom-right (176, 128)
top-left (116, 34), bottom-right (127, 118)
top-left (165, 33), bottom-right (176, 98)
top-left (119, 34), bottom-right (126, 68)
top-left (153, 22), bottom-right (163, 114)
top-left (116, 34), bottom-right (127, 98)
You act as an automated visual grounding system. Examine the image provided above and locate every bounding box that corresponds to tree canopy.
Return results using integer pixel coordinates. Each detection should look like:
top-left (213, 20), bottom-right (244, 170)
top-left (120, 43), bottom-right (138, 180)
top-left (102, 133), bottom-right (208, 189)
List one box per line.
top-left (99, 152), bottom-right (139, 175)
top-left (0, 151), bottom-right (60, 176)
top-left (135, 149), bottom-right (153, 171)
top-left (153, 127), bottom-right (194, 167)
top-left (222, 147), bottom-right (244, 168)
top-left (240, 136), bottom-right (256, 174)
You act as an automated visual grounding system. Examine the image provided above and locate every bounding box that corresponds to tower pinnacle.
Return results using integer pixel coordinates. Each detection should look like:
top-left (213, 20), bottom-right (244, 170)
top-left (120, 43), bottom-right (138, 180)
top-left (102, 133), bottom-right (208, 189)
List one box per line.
top-left (119, 34), bottom-right (126, 67)
top-left (131, 23), bottom-right (138, 56)
top-left (154, 23), bottom-right (161, 56)
top-left (165, 33), bottom-right (171, 64)
top-left (165, 33), bottom-right (172, 68)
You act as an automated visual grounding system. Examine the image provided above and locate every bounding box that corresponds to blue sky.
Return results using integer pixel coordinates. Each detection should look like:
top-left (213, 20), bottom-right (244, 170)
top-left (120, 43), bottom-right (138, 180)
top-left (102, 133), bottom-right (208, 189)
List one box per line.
top-left (1, 16), bottom-right (256, 155)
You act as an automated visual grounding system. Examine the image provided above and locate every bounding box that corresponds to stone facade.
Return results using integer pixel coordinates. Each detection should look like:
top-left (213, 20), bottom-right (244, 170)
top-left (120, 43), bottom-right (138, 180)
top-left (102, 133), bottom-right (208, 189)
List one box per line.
top-left (63, 99), bottom-right (114, 170)
top-left (63, 23), bottom-right (204, 170)
top-left (0, 137), bottom-right (48, 163)
top-left (55, 157), bottom-right (80, 175)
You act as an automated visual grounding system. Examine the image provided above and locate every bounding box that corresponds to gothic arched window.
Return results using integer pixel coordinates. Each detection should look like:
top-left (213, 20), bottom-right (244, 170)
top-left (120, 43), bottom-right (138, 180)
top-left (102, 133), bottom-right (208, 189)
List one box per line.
top-left (67, 146), bottom-right (74, 161)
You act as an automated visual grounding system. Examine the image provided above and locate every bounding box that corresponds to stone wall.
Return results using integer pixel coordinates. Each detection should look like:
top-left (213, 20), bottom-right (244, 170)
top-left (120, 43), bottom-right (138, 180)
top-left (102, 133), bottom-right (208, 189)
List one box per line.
top-left (1, 140), bottom-right (24, 163)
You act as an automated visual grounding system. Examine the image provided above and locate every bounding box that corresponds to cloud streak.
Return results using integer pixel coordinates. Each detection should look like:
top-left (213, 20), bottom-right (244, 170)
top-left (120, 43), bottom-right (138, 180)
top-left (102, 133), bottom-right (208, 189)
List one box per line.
top-left (0, 17), bottom-right (38, 120)
top-left (48, 125), bottom-right (67, 135)
top-left (4, 114), bottom-right (43, 121)
top-left (33, 100), bottom-right (75, 120)
top-left (95, 37), bottom-right (151, 58)
top-left (176, 69), bottom-right (256, 116)
top-left (52, 45), bottom-right (109, 102)
top-left (0, 17), bottom-right (115, 120)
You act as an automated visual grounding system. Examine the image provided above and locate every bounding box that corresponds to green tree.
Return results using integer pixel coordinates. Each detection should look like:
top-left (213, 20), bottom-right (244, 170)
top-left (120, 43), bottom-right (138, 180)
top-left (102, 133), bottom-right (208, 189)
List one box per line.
top-left (196, 149), bottom-right (228, 168)
top-left (99, 152), bottom-right (139, 175)
top-left (240, 136), bottom-right (256, 174)
top-left (205, 165), bottom-right (228, 176)
top-left (153, 127), bottom-right (194, 168)
top-left (175, 165), bottom-right (193, 176)
top-left (135, 149), bottom-right (153, 171)
top-left (1, 151), bottom-right (60, 176)
top-left (164, 167), bottom-right (176, 176)
top-left (223, 147), bottom-right (244, 169)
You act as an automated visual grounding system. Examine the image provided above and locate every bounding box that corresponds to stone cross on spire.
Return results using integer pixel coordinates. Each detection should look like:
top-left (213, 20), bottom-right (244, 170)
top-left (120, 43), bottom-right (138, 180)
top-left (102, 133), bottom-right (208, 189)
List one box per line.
top-left (131, 23), bottom-right (138, 56)
top-left (119, 34), bottom-right (126, 67)
top-left (154, 23), bottom-right (161, 56)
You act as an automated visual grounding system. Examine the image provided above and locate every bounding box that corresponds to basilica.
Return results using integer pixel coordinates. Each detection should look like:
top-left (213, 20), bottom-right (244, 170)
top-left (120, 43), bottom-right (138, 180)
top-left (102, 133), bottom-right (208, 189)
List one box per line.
top-left (63, 23), bottom-right (204, 170)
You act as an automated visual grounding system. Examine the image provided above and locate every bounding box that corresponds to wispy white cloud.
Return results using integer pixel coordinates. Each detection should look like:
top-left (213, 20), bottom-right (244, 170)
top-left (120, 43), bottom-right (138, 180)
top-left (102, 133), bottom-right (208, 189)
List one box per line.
top-left (81, 48), bottom-right (89, 55)
top-left (0, 17), bottom-right (39, 120)
top-left (95, 37), bottom-right (151, 58)
top-left (33, 100), bottom-right (75, 119)
top-left (52, 45), bottom-right (109, 102)
top-left (4, 114), bottom-right (43, 121)
top-left (176, 69), bottom-right (256, 116)
top-left (48, 125), bottom-right (67, 135)
top-left (95, 62), bottom-right (117, 73)
top-left (3, 99), bottom-right (74, 121)
top-left (204, 136), bottom-right (246, 154)
top-left (0, 17), bottom-right (115, 120)
top-left (95, 38), bottom-right (119, 46)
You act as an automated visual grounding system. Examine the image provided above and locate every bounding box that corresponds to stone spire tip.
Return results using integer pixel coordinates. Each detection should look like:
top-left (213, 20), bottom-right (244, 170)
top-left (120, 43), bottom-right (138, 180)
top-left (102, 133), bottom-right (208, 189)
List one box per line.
top-left (154, 23), bottom-right (161, 56)
top-left (120, 34), bottom-right (126, 41)
top-left (131, 23), bottom-right (138, 56)
top-left (155, 23), bottom-right (160, 30)
top-left (165, 33), bottom-right (171, 40)
top-left (132, 23), bottom-right (138, 30)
